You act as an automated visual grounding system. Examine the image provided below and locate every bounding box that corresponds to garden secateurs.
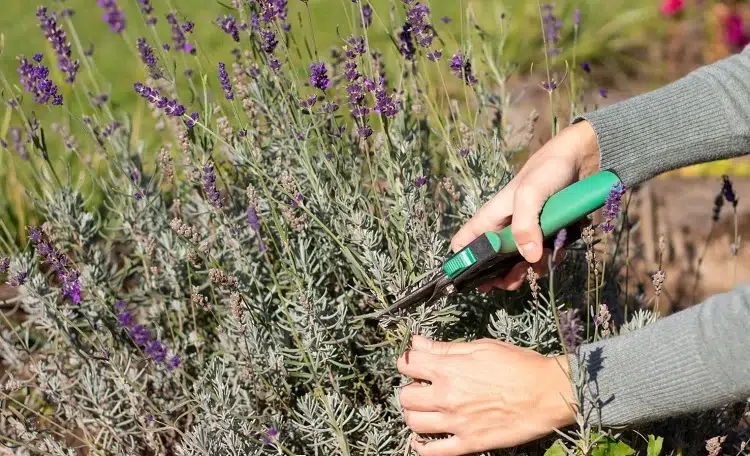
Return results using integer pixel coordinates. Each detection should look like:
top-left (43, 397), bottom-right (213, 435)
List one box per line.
top-left (370, 170), bottom-right (623, 319)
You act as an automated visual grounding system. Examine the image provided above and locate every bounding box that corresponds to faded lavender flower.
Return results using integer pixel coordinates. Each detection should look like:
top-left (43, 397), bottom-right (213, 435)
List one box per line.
top-left (0, 258), bottom-right (9, 274)
top-left (36, 7), bottom-right (79, 84)
top-left (573, 8), bottom-right (581, 27)
top-left (558, 308), bottom-right (582, 352)
top-left (218, 62), bottom-right (234, 100)
top-left (652, 270), bottom-right (666, 297)
top-left (594, 303), bottom-right (612, 338)
top-left (97, 0), bottom-right (126, 33)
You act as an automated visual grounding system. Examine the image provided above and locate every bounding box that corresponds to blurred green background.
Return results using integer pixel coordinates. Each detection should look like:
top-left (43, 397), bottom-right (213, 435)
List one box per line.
top-left (0, 0), bottom-right (746, 250)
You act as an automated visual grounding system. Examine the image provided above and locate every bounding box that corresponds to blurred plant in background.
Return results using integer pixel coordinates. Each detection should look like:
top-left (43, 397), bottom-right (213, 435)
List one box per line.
top-left (0, 0), bottom-right (747, 455)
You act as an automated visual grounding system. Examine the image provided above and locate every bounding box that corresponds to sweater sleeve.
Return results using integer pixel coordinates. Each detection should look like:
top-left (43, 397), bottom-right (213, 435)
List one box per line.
top-left (573, 44), bottom-right (750, 188)
top-left (567, 283), bottom-right (750, 427)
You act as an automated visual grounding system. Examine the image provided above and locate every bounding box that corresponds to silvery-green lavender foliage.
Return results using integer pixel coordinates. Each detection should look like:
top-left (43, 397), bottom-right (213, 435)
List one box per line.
top-left (0, 1), bottom-right (711, 455)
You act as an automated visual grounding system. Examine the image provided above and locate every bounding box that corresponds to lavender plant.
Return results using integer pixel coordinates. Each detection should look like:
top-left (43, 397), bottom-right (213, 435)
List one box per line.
top-left (0, 2), bottom-right (745, 456)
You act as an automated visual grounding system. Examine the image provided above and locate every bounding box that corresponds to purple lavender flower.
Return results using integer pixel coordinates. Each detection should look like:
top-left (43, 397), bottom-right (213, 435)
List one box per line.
top-left (218, 62), bottom-right (234, 100)
top-left (405, 3), bottom-right (433, 48)
top-left (202, 162), bottom-right (223, 208)
top-left (136, 37), bottom-right (160, 78)
top-left (133, 82), bottom-right (187, 118)
top-left (145, 339), bottom-right (168, 363)
top-left (427, 50), bottom-right (442, 62)
top-left (398, 24), bottom-right (416, 60)
top-left (554, 228), bottom-right (567, 252)
top-left (17, 57), bottom-right (63, 106)
top-left (9, 127), bottom-right (28, 160)
top-left (541, 4), bottom-right (563, 56)
top-left (248, 206), bottom-right (261, 232)
top-left (309, 62), bottom-right (331, 91)
top-left (7, 272), bottom-right (27, 287)
top-left (0, 258), bottom-right (9, 274)
top-left (373, 77), bottom-right (400, 117)
top-left (599, 88), bottom-right (608, 98)
top-left (441, 16), bottom-right (452, 23)
top-left (600, 182), bottom-right (627, 232)
top-left (185, 112), bottom-right (199, 128)
top-left (257, 0), bottom-right (288, 24)
top-left (261, 427), bottom-right (280, 445)
top-left (260, 29), bottom-right (278, 54)
top-left (97, 0), bottom-right (126, 33)
top-left (27, 226), bottom-right (80, 303)
top-left (167, 355), bottom-right (181, 370)
top-left (414, 176), bottom-right (427, 188)
top-left (138, 0), bottom-right (156, 24)
top-left (130, 324), bottom-right (151, 346)
top-left (450, 53), bottom-right (478, 85)
top-left (358, 126), bottom-right (373, 138)
top-left (722, 175), bottom-right (738, 207)
top-left (61, 270), bottom-right (82, 304)
top-left (218, 14), bottom-right (240, 42)
top-left (36, 7), bottom-right (79, 84)
top-left (573, 8), bottom-right (581, 26)
top-left (362, 4), bottom-right (373, 28)
top-left (558, 308), bottom-right (582, 352)
top-left (166, 12), bottom-right (195, 54)
top-left (580, 62), bottom-right (591, 73)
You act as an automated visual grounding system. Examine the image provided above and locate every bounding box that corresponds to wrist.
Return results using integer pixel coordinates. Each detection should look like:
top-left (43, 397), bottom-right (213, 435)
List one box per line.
top-left (571, 120), bottom-right (600, 179)
top-left (538, 354), bottom-right (577, 429)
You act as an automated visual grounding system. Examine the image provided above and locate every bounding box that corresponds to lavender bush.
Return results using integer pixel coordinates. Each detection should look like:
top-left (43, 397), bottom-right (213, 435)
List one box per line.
top-left (0, 1), bottom-right (746, 455)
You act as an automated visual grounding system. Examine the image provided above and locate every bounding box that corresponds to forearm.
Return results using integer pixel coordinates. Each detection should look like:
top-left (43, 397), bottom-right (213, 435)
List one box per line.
top-left (567, 283), bottom-right (750, 427)
top-left (574, 45), bottom-right (750, 188)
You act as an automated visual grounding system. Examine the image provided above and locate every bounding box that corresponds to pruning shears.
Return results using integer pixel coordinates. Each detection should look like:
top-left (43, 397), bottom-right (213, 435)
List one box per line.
top-left (369, 170), bottom-right (622, 319)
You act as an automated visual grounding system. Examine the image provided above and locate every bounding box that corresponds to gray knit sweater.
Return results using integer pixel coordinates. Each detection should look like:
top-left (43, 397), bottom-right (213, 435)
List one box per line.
top-left (568, 44), bottom-right (750, 426)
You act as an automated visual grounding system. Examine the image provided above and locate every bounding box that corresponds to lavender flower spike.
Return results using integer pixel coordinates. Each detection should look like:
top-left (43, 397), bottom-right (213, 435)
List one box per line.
top-left (36, 7), bottom-right (79, 84)
top-left (97, 0), bottom-right (126, 33)
top-left (309, 62), bottom-right (331, 91)
top-left (218, 62), bottom-right (234, 100)
top-left (600, 182), bottom-right (627, 232)
top-left (202, 161), bottom-right (223, 208)
top-left (0, 258), bottom-right (10, 274)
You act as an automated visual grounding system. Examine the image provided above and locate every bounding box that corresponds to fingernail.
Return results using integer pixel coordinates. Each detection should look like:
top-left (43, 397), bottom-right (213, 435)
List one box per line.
top-left (519, 242), bottom-right (537, 258)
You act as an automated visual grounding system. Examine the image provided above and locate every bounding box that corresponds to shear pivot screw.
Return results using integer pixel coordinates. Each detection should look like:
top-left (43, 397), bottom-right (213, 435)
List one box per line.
top-left (445, 284), bottom-right (456, 295)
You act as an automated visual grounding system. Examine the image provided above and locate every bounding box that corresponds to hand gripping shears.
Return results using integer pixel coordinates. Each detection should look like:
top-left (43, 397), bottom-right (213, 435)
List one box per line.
top-left (370, 170), bottom-right (622, 319)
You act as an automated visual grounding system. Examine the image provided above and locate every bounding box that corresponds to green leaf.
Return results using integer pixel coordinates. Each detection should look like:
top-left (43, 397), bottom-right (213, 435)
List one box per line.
top-left (591, 435), bottom-right (636, 456)
top-left (647, 435), bottom-right (664, 456)
top-left (543, 440), bottom-right (568, 456)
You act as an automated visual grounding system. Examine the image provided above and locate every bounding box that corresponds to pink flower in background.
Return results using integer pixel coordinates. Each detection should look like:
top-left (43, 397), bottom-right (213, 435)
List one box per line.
top-left (660, 0), bottom-right (684, 16)
top-left (724, 14), bottom-right (750, 49)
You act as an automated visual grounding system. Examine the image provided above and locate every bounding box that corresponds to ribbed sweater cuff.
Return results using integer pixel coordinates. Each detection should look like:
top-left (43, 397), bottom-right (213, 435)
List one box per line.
top-left (573, 53), bottom-right (750, 188)
top-left (567, 284), bottom-right (750, 427)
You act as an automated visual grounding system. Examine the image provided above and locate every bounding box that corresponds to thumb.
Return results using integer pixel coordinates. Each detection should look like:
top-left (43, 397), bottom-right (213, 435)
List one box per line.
top-left (511, 164), bottom-right (570, 263)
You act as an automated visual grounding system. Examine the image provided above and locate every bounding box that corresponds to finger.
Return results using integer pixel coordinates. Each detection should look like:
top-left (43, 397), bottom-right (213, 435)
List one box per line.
top-left (449, 180), bottom-right (520, 252)
top-left (399, 382), bottom-right (439, 411)
top-left (511, 158), bottom-right (574, 263)
top-left (411, 335), bottom-right (477, 355)
top-left (397, 349), bottom-right (441, 380)
top-left (411, 435), bottom-right (465, 456)
top-left (404, 411), bottom-right (451, 434)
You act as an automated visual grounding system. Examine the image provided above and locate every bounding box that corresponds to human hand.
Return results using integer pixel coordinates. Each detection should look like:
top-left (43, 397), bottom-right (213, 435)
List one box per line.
top-left (450, 120), bottom-right (600, 291)
top-left (397, 335), bottom-right (576, 456)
